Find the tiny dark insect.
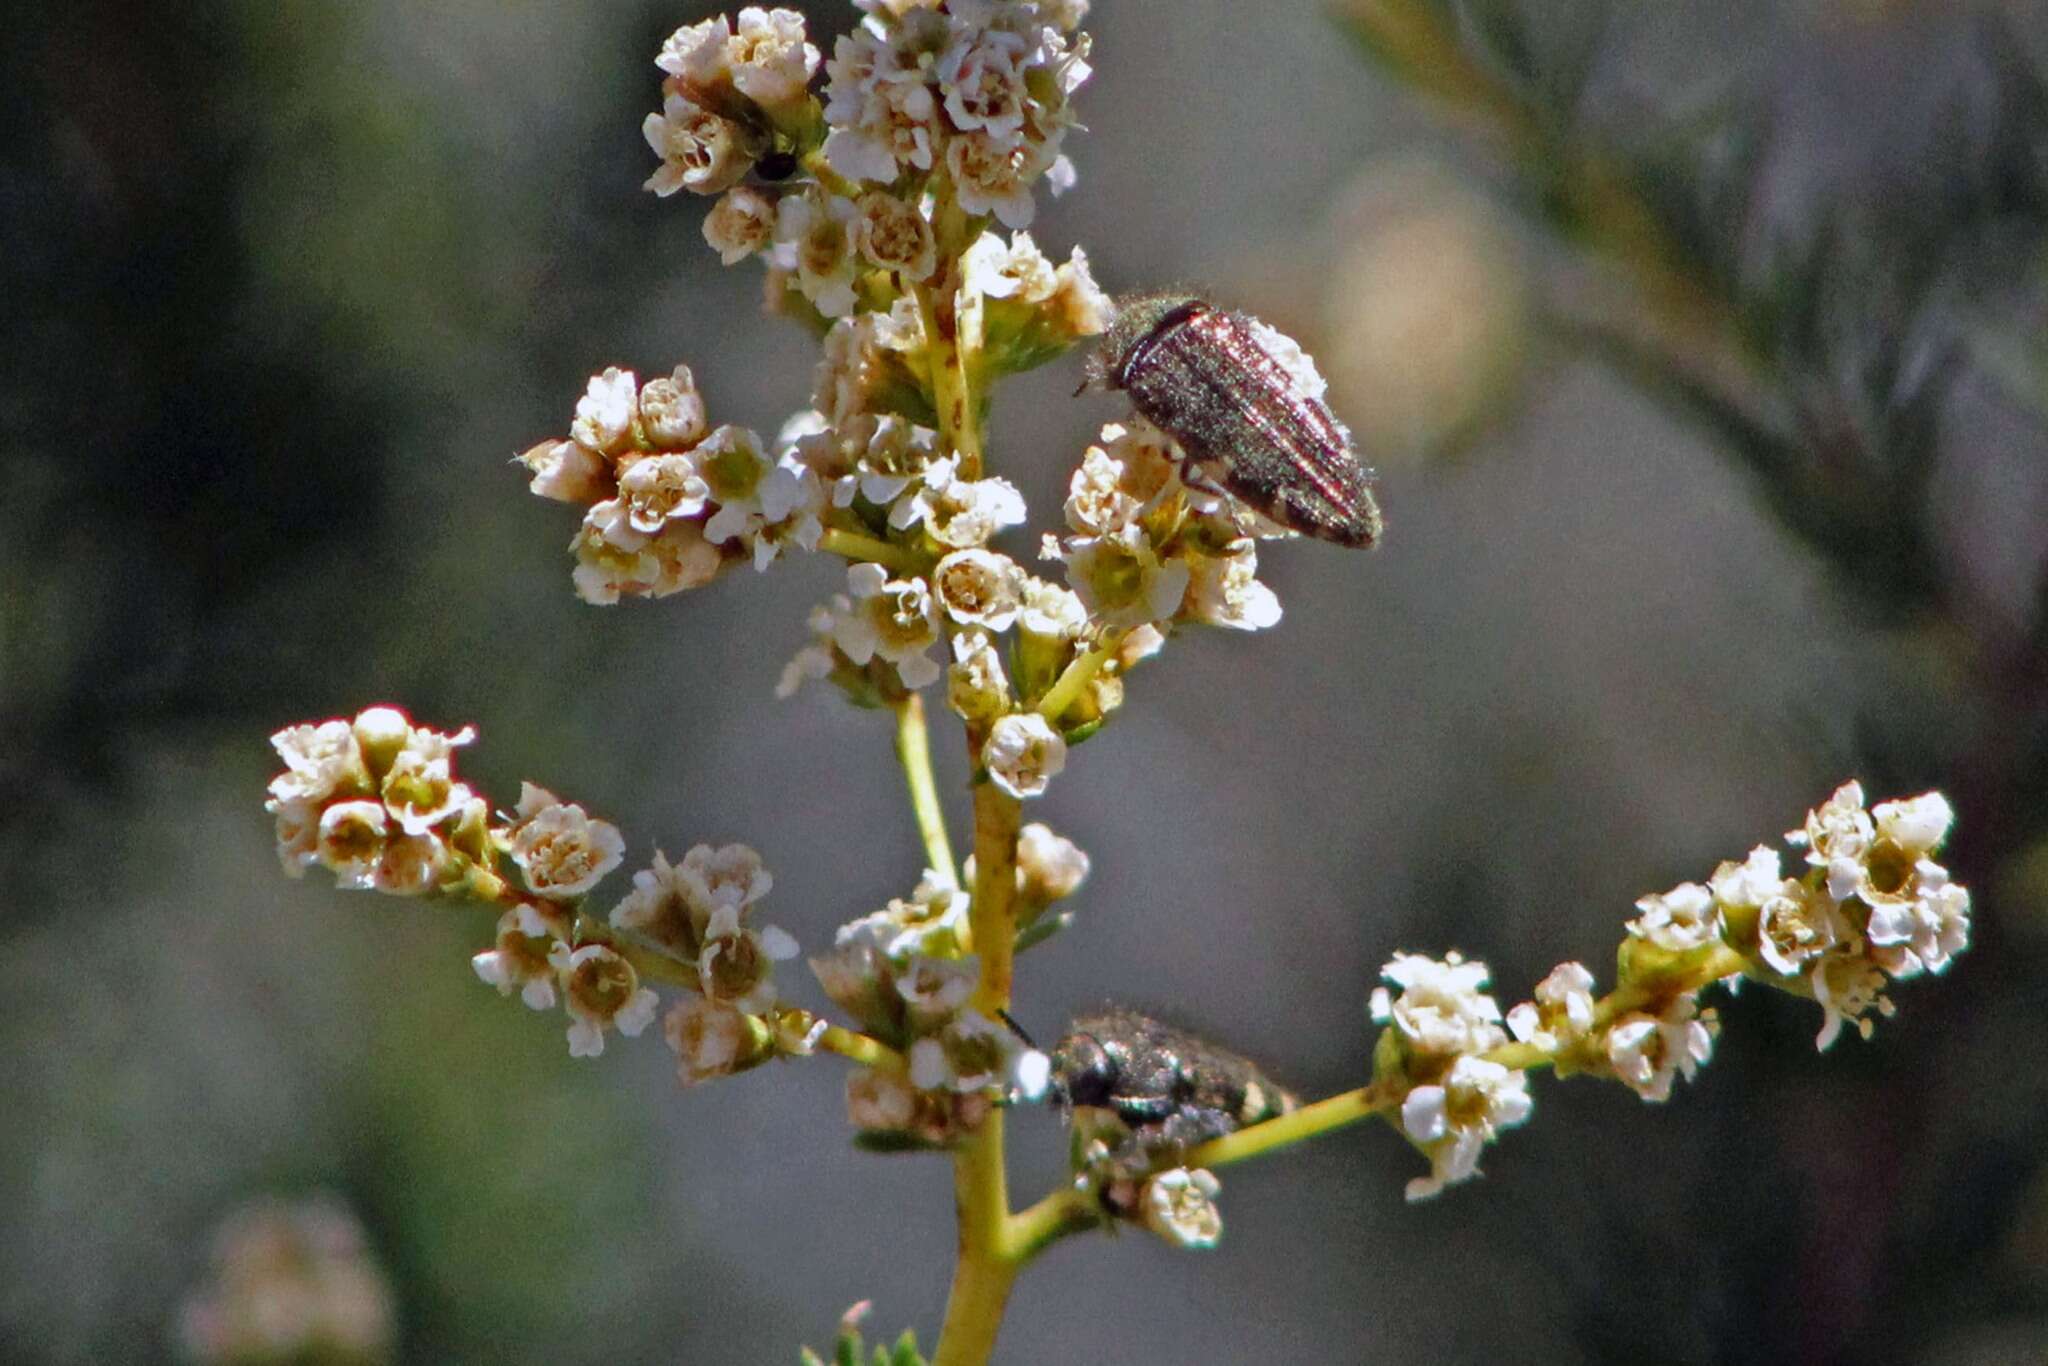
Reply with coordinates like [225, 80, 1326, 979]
[752, 149, 799, 182]
[1049, 1008, 1299, 1157]
[1081, 292, 1383, 548]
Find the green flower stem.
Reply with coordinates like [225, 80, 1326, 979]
[893, 693, 957, 878]
[1002, 1187, 1105, 1263]
[933, 1122, 1017, 1366]
[819, 527, 928, 576]
[1189, 1085, 1391, 1171]
[968, 783, 1022, 1012]
[917, 195, 984, 478]
[1033, 634, 1119, 722]
[1181, 940, 1761, 1170]
[813, 1021, 909, 1075]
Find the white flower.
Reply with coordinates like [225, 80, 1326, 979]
[643, 95, 757, 198]
[1369, 951, 1507, 1057]
[1708, 845, 1789, 911]
[554, 943, 659, 1058]
[618, 453, 711, 533]
[776, 190, 861, 318]
[947, 628, 1011, 723]
[267, 720, 362, 805]
[821, 29, 940, 184]
[938, 28, 1030, 141]
[1018, 576, 1086, 638]
[572, 367, 639, 455]
[1017, 822, 1088, 903]
[837, 870, 971, 959]
[1058, 525, 1192, 630]
[893, 455, 1028, 548]
[1505, 961, 1596, 1052]
[1626, 881, 1722, 954]
[1049, 244, 1111, 336]
[378, 722, 476, 836]
[982, 713, 1066, 798]
[697, 902, 799, 1014]
[777, 604, 840, 700]
[471, 907, 561, 1010]
[853, 190, 937, 281]
[1755, 883, 1842, 976]
[503, 782, 625, 900]
[693, 424, 778, 544]
[517, 438, 610, 504]
[1871, 792, 1953, 858]
[269, 796, 320, 877]
[726, 7, 820, 113]
[703, 185, 779, 265]
[315, 800, 388, 891]
[893, 954, 979, 1023]
[664, 995, 752, 1085]
[933, 548, 1025, 630]
[1865, 862, 1971, 979]
[1605, 995, 1717, 1100]
[812, 315, 890, 425]
[960, 230, 1057, 303]
[1062, 441, 1149, 536]
[1183, 542, 1282, 631]
[657, 16, 734, 89]
[1139, 1168, 1224, 1249]
[832, 563, 943, 689]
[1399, 1056, 1533, 1201]
[847, 1066, 921, 1131]
[946, 129, 1044, 228]
[610, 849, 706, 958]
[638, 364, 709, 448]
[908, 1008, 1033, 1094]
[1787, 781, 1874, 867]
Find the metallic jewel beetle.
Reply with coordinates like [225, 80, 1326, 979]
[1049, 1008, 1300, 1159]
[1081, 293, 1384, 548]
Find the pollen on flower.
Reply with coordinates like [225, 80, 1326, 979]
[502, 782, 626, 900]
[933, 548, 1025, 630]
[555, 943, 660, 1058]
[831, 562, 944, 690]
[947, 628, 1012, 722]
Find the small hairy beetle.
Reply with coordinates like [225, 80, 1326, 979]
[1049, 1008, 1299, 1157]
[1082, 293, 1383, 548]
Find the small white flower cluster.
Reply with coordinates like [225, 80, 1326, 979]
[646, 9, 820, 200]
[649, 3, 1098, 318]
[472, 782, 661, 1058]
[1365, 782, 1973, 1200]
[265, 711, 663, 1059]
[606, 844, 802, 1084]
[822, 1, 1090, 227]
[811, 869, 1050, 1145]
[1041, 420, 1286, 634]
[266, 706, 487, 896]
[519, 365, 828, 604]
[1368, 952, 1534, 1201]
[1612, 781, 1968, 1051]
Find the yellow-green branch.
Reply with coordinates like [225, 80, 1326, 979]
[894, 693, 957, 877]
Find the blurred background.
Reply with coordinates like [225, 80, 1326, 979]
[6, 0, 2048, 1361]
